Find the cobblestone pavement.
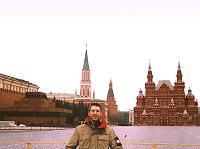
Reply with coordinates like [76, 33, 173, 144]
[0, 126, 200, 149]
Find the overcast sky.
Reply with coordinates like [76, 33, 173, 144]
[0, 0, 200, 111]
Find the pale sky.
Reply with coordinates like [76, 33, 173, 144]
[0, 0, 200, 111]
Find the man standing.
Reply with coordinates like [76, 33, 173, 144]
[66, 102, 123, 149]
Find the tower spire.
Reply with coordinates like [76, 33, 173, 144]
[178, 57, 181, 70]
[106, 79, 118, 120]
[107, 79, 114, 99]
[147, 60, 153, 82]
[145, 60, 155, 97]
[109, 79, 113, 88]
[176, 58, 182, 82]
[80, 45, 91, 97]
[149, 59, 151, 71]
[83, 45, 89, 70]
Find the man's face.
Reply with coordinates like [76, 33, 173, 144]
[88, 105, 102, 121]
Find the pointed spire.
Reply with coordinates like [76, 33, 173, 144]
[109, 79, 113, 88]
[178, 58, 181, 70]
[80, 45, 91, 97]
[83, 45, 89, 70]
[176, 58, 183, 82]
[107, 79, 115, 99]
[148, 59, 151, 71]
[147, 60, 153, 82]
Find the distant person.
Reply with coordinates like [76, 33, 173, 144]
[66, 102, 123, 149]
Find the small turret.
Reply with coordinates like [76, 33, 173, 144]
[186, 87, 194, 97]
[138, 88, 144, 98]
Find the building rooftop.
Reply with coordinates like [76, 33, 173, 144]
[156, 80, 173, 91]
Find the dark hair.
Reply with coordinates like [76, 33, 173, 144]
[89, 102, 102, 111]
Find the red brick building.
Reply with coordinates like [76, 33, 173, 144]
[106, 80, 118, 123]
[134, 62, 199, 126]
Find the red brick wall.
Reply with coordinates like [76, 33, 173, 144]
[0, 88, 25, 108]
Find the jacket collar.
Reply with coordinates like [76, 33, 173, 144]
[84, 116, 107, 129]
